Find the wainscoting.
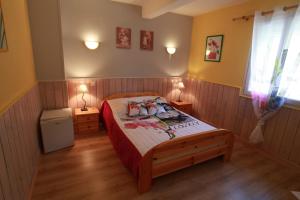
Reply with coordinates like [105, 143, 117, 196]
[0, 85, 42, 200]
[182, 79, 300, 168]
[38, 78, 300, 169]
[39, 78, 181, 109]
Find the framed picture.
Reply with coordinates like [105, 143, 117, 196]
[204, 35, 224, 62]
[0, 0, 8, 51]
[140, 30, 153, 51]
[116, 27, 131, 49]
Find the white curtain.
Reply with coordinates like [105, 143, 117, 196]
[248, 6, 300, 144]
[278, 7, 300, 100]
[248, 8, 287, 95]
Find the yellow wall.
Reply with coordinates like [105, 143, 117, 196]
[188, 0, 298, 89]
[0, 0, 36, 114]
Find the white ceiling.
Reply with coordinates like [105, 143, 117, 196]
[172, 0, 248, 16]
[112, 0, 248, 17]
[112, 0, 143, 6]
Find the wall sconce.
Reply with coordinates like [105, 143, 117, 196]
[79, 84, 89, 111]
[166, 47, 176, 55]
[84, 41, 99, 50]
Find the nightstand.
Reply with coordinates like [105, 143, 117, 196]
[170, 101, 192, 115]
[74, 107, 99, 134]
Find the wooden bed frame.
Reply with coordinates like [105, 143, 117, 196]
[103, 92, 234, 193]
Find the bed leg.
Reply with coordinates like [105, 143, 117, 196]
[223, 133, 234, 162]
[138, 174, 152, 193]
[138, 152, 153, 193]
[223, 151, 232, 162]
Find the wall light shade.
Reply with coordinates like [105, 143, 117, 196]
[84, 41, 99, 50]
[166, 47, 176, 55]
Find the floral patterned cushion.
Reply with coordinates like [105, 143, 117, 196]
[128, 102, 140, 117]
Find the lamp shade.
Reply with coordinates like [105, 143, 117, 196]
[178, 82, 185, 89]
[166, 47, 176, 55]
[84, 41, 99, 50]
[79, 84, 88, 93]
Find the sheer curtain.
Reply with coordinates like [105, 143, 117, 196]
[248, 8, 287, 95]
[248, 6, 300, 143]
[278, 7, 300, 100]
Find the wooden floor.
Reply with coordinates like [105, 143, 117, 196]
[32, 131, 300, 200]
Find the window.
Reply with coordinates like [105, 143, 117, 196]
[246, 7, 300, 102]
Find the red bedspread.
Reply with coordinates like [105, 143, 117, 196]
[100, 101, 142, 179]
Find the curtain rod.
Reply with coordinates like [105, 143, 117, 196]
[232, 4, 298, 21]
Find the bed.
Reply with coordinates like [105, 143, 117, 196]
[100, 92, 234, 193]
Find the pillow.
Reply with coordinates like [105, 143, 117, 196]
[144, 99, 155, 104]
[139, 105, 148, 116]
[154, 97, 167, 104]
[146, 102, 158, 115]
[128, 102, 140, 117]
[156, 104, 166, 114]
[162, 103, 174, 111]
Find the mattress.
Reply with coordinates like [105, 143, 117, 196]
[106, 96, 217, 156]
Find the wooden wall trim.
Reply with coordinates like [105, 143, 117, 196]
[0, 84, 42, 200]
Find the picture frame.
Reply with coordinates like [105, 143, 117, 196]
[140, 30, 153, 51]
[116, 27, 131, 49]
[204, 35, 224, 62]
[0, 0, 8, 51]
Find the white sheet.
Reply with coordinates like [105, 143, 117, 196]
[108, 96, 217, 156]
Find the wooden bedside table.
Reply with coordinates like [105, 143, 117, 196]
[170, 101, 192, 115]
[74, 107, 99, 134]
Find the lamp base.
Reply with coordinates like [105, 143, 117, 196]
[81, 107, 88, 111]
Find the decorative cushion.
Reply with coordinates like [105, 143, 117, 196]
[154, 97, 167, 104]
[126, 97, 168, 117]
[161, 103, 174, 111]
[156, 104, 166, 114]
[139, 105, 148, 116]
[146, 102, 158, 115]
[128, 102, 140, 117]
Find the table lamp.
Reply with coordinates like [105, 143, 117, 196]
[178, 81, 185, 102]
[79, 84, 88, 111]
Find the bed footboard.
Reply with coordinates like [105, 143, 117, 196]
[138, 129, 234, 193]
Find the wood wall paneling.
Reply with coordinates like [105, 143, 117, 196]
[39, 78, 300, 169]
[39, 81, 68, 110]
[279, 110, 300, 160]
[48, 78, 181, 110]
[0, 120, 14, 200]
[0, 85, 41, 200]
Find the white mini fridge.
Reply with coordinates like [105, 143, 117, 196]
[40, 108, 74, 153]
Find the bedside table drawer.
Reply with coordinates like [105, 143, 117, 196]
[77, 114, 99, 123]
[74, 107, 100, 134]
[77, 122, 99, 133]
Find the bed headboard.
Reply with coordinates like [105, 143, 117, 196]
[103, 92, 160, 100]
